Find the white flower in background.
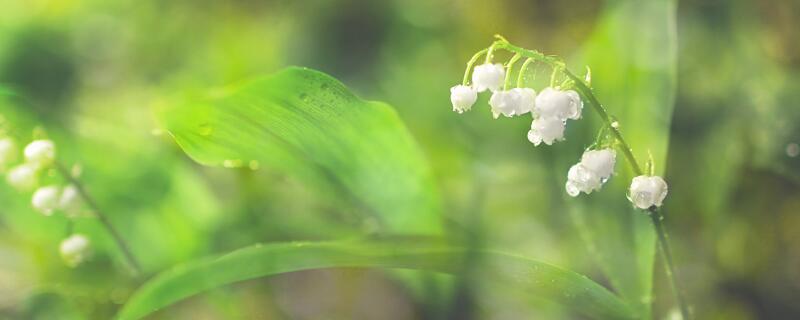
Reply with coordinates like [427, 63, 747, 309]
[32, 185, 61, 216]
[527, 117, 565, 146]
[0, 137, 17, 172]
[510, 87, 536, 116]
[534, 87, 582, 121]
[471, 63, 505, 92]
[565, 149, 616, 197]
[60, 234, 91, 267]
[450, 85, 477, 113]
[59, 185, 84, 218]
[629, 175, 669, 209]
[24, 139, 56, 166]
[6, 163, 38, 191]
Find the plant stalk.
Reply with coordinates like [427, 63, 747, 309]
[55, 162, 142, 276]
[493, 38, 690, 319]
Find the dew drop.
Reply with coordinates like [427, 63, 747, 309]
[610, 121, 620, 129]
[198, 123, 214, 136]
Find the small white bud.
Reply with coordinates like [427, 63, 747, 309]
[24, 139, 56, 165]
[581, 149, 616, 179]
[566, 163, 601, 197]
[450, 85, 477, 114]
[533, 87, 582, 121]
[471, 63, 505, 92]
[527, 117, 565, 146]
[629, 175, 669, 209]
[510, 87, 536, 116]
[6, 163, 38, 191]
[60, 234, 91, 267]
[59, 185, 84, 218]
[488, 90, 518, 119]
[32, 185, 61, 216]
[0, 137, 18, 172]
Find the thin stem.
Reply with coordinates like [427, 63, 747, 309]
[54, 162, 142, 276]
[649, 208, 690, 320]
[504, 54, 521, 90]
[462, 48, 489, 85]
[517, 58, 534, 88]
[491, 38, 690, 319]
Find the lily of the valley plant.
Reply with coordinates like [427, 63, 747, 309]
[450, 35, 688, 319]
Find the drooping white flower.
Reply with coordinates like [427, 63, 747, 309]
[581, 149, 616, 179]
[32, 185, 61, 216]
[510, 87, 536, 116]
[565, 148, 617, 197]
[59, 185, 84, 217]
[471, 63, 505, 92]
[533, 87, 582, 120]
[24, 139, 56, 165]
[450, 85, 477, 114]
[0, 137, 17, 172]
[489, 90, 518, 119]
[6, 163, 38, 191]
[565, 163, 601, 196]
[629, 175, 669, 209]
[527, 117, 565, 146]
[60, 234, 91, 267]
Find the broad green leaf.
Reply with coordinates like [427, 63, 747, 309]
[567, 0, 678, 317]
[117, 240, 635, 320]
[159, 67, 441, 234]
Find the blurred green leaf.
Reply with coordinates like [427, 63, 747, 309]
[117, 240, 634, 320]
[159, 67, 441, 234]
[567, 0, 678, 317]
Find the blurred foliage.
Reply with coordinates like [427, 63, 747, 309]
[0, 0, 798, 319]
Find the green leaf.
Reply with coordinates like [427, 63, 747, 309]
[159, 67, 441, 234]
[116, 240, 635, 320]
[568, 0, 678, 317]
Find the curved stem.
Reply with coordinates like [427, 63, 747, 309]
[491, 38, 690, 319]
[504, 54, 521, 90]
[462, 48, 489, 85]
[517, 58, 535, 88]
[55, 162, 142, 276]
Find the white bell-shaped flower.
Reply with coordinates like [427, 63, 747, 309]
[581, 149, 616, 179]
[533, 87, 582, 120]
[450, 85, 477, 114]
[488, 90, 518, 119]
[59, 185, 84, 218]
[60, 234, 91, 267]
[24, 139, 56, 165]
[565, 163, 601, 196]
[527, 117, 565, 146]
[32, 185, 61, 216]
[510, 87, 536, 116]
[629, 175, 669, 209]
[6, 163, 38, 191]
[0, 137, 17, 172]
[471, 63, 505, 92]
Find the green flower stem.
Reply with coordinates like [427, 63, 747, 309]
[492, 36, 690, 320]
[517, 58, 535, 88]
[504, 54, 521, 90]
[55, 162, 142, 276]
[462, 48, 489, 85]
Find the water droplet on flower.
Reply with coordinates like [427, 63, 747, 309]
[786, 143, 799, 158]
[222, 159, 243, 168]
[610, 121, 619, 129]
[198, 123, 214, 136]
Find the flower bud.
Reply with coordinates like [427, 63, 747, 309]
[32, 185, 61, 216]
[450, 85, 477, 114]
[489, 90, 518, 119]
[24, 139, 56, 165]
[510, 87, 536, 116]
[59, 185, 84, 218]
[565, 163, 601, 197]
[60, 234, 91, 267]
[0, 137, 18, 172]
[629, 175, 669, 209]
[533, 87, 582, 121]
[527, 117, 565, 146]
[6, 163, 38, 191]
[581, 149, 616, 179]
[471, 63, 505, 92]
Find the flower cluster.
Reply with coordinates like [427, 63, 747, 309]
[0, 134, 91, 266]
[451, 40, 670, 209]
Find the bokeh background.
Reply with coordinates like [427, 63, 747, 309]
[0, 0, 799, 319]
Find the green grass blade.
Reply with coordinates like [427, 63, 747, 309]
[116, 240, 635, 320]
[158, 67, 441, 234]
